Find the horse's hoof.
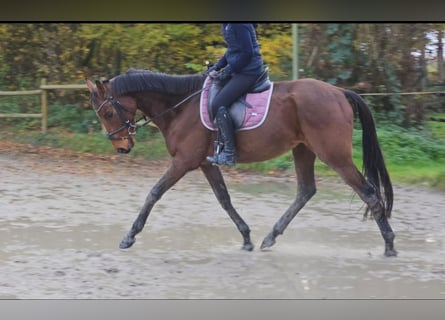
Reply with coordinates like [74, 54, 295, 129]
[260, 236, 275, 250]
[242, 242, 254, 251]
[384, 248, 398, 257]
[119, 236, 135, 249]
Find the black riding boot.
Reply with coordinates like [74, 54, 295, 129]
[207, 106, 237, 167]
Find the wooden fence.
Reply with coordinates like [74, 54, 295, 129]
[0, 78, 87, 133]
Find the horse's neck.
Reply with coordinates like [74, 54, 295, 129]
[137, 93, 182, 131]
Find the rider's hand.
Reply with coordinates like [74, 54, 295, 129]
[209, 70, 218, 77]
[210, 70, 230, 81]
[203, 64, 218, 77]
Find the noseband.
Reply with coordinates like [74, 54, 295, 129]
[95, 96, 137, 141]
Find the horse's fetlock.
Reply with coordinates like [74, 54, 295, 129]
[132, 220, 145, 233]
[386, 231, 395, 242]
[239, 225, 250, 235]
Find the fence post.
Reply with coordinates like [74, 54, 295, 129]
[41, 78, 47, 133]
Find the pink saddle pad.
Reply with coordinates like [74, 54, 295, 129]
[200, 77, 274, 131]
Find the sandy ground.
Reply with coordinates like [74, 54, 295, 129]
[0, 141, 444, 299]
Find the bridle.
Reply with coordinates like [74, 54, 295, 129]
[93, 86, 205, 141]
[94, 95, 138, 141]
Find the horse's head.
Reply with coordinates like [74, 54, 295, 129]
[86, 79, 137, 154]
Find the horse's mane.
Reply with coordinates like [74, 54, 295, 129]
[110, 69, 206, 97]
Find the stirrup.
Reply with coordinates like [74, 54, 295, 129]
[206, 151, 236, 167]
[206, 154, 220, 166]
[207, 140, 224, 166]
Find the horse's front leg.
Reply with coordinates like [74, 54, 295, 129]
[119, 163, 187, 249]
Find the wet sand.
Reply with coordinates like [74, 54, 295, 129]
[0, 143, 444, 298]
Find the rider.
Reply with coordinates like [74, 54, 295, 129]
[206, 23, 264, 167]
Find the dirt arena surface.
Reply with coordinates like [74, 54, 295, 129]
[1, 141, 444, 298]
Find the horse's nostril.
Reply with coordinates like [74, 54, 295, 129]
[117, 148, 131, 154]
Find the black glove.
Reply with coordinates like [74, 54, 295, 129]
[210, 69, 230, 82]
[203, 64, 218, 76]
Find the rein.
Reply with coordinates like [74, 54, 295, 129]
[136, 87, 204, 129]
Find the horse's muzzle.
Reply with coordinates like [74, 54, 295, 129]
[115, 137, 134, 154]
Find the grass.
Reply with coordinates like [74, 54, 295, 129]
[426, 114, 445, 140]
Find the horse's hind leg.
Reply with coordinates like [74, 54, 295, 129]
[200, 163, 254, 251]
[261, 144, 316, 249]
[332, 163, 397, 257]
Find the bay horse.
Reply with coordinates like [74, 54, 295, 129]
[86, 69, 397, 257]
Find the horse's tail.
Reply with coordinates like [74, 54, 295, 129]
[343, 89, 393, 218]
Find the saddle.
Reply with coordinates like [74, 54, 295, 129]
[246, 67, 272, 93]
[200, 67, 273, 131]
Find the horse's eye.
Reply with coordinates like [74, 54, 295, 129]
[104, 110, 113, 120]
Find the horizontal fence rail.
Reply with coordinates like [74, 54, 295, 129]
[0, 113, 42, 118]
[360, 91, 445, 96]
[0, 78, 444, 133]
[0, 90, 42, 96]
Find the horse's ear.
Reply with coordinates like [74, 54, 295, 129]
[95, 80, 105, 97]
[86, 79, 95, 93]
